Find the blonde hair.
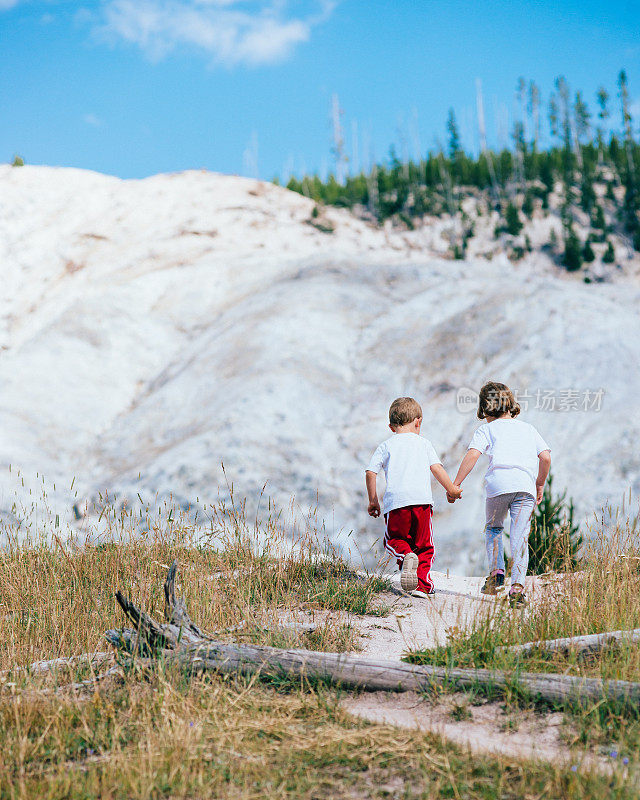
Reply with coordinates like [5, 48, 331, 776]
[389, 397, 422, 428]
[477, 382, 521, 420]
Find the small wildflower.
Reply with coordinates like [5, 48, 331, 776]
[623, 757, 629, 766]
[570, 765, 578, 773]
[610, 750, 618, 759]
[189, 722, 194, 727]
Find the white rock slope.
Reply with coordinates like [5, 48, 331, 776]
[1, 165, 639, 573]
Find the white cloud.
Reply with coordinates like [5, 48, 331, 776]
[97, 0, 335, 66]
[83, 113, 103, 127]
[0, 0, 22, 9]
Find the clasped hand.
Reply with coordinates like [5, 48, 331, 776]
[446, 485, 463, 504]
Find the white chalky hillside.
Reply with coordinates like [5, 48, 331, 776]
[1, 165, 640, 573]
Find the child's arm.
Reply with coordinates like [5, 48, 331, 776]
[365, 470, 381, 517]
[535, 450, 551, 504]
[452, 448, 482, 488]
[430, 464, 462, 499]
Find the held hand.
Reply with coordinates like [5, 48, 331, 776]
[368, 499, 381, 518]
[447, 484, 463, 503]
[536, 484, 544, 505]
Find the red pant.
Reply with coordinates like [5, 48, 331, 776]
[384, 504, 434, 592]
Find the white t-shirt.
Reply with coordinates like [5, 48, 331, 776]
[367, 432, 442, 514]
[468, 418, 550, 499]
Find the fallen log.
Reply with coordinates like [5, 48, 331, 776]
[505, 628, 640, 658]
[107, 561, 640, 708]
[1, 651, 115, 682]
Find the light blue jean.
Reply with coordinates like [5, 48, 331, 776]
[485, 492, 535, 587]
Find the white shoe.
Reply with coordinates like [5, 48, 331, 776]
[411, 589, 434, 598]
[400, 552, 419, 592]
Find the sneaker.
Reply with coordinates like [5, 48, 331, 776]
[400, 552, 419, 592]
[410, 589, 435, 598]
[480, 573, 505, 595]
[508, 590, 528, 608]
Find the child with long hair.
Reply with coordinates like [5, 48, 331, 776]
[450, 382, 551, 606]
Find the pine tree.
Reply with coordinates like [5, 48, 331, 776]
[522, 191, 534, 217]
[618, 70, 639, 236]
[528, 80, 541, 150]
[580, 171, 596, 212]
[582, 240, 595, 262]
[563, 227, 583, 271]
[505, 201, 523, 235]
[592, 204, 606, 231]
[539, 156, 555, 203]
[529, 474, 582, 574]
[596, 87, 610, 162]
[602, 239, 616, 263]
[514, 78, 527, 189]
[548, 95, 559, 139]
[446, 108, 461, 160]
[573, 91, 591, 145]
[551, 77, 575, 235]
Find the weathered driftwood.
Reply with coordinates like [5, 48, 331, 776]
[505, 628, 640, 658]
[49, 666, 121, 696]
[108, 561, 640, 708]
[1, 651, 115, 682]
[2, 666, 122, 698]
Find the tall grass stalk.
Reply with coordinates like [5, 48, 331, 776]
[0, 494, 388, 674]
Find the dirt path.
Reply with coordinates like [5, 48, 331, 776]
[355, 571, 501, 660]
[341, 691, 616, 776]
[298, 569, 622, 775]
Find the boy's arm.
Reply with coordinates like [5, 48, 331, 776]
[535, 450, 551, 504]
[453, 448, 482, 487]
[365, 470, 381, 517]
[430, 464, 462, 499]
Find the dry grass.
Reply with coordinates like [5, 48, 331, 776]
[407, 505, 640, 760]
[0, 668, 627, 799]
[0, 498, 390, 673]
[1, 496, 638, 798]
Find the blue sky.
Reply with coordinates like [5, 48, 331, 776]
[1, 0, 639, 180]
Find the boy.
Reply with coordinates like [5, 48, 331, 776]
[366, 397, 462, 597]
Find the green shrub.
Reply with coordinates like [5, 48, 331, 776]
[582, 240, 595, 262]
[11, 155, 24, 167]
[528, 474, 582, 573]
[602, 240, 616, 263]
